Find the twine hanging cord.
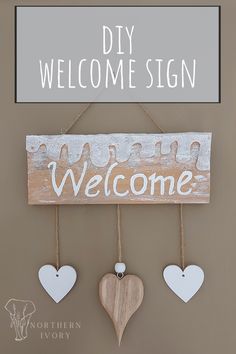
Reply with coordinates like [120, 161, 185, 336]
[138, 105, 185, 270]
[179, 204, 185, 271]
[54, 104, 92, 270]
[117, 204, 122, 263]
[116, 204, 126, 279]
[55, 205, 60, 271]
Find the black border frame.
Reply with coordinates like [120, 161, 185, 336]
[14, 5, 221, 104]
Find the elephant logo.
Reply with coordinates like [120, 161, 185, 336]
[4, 298, 36, 341]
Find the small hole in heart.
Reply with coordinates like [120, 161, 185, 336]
[56, 274, 59, 277]
[182, 274, 185, 277]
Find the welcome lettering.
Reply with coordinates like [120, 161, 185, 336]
[26, 133, 211, 204]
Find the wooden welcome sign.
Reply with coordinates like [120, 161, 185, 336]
[26, 133, 212, 205]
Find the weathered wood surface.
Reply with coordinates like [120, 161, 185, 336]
[99, 273, 144, 345]
[26, 133, 212, 204]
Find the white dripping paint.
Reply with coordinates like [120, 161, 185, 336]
[26, 133, 212, 171]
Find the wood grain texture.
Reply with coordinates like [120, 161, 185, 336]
[26, 133, 212, 204]
[99, 273, 144, 345]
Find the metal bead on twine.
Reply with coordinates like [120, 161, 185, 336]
[54, 102, 186, 272]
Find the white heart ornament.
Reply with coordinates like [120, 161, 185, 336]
[38, 265, 77, 303]
[163, 265, 204, 303]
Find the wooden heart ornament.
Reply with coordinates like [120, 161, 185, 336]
[38, 265, 77, 303]
[99, 273, 144, 345]
[163, 265, 204, 303]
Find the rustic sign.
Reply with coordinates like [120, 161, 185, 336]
[26, 133, 212, 205]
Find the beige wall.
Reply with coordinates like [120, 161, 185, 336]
[1, 1, 235, 354]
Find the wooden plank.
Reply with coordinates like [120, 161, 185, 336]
[26, 133, 212, 204]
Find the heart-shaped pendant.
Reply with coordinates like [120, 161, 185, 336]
[99, 273, 144, 345]
[38, 265, 77, 303]
[163, 265, 204, 303]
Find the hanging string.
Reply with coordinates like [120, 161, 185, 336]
[117, 204, 122, 262]
[55, 206, 60, 270]
[54, 104, 92, 270]
[138, 103, 165, 133]
[138, 103, 185, 270]
[179, 204, 185, 270]
[62, 103, 91, 134]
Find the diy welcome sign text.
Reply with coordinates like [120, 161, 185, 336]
[39, 25, 196, 91]
[26, 133, 211, 204]
[16, 6, 219, 102]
